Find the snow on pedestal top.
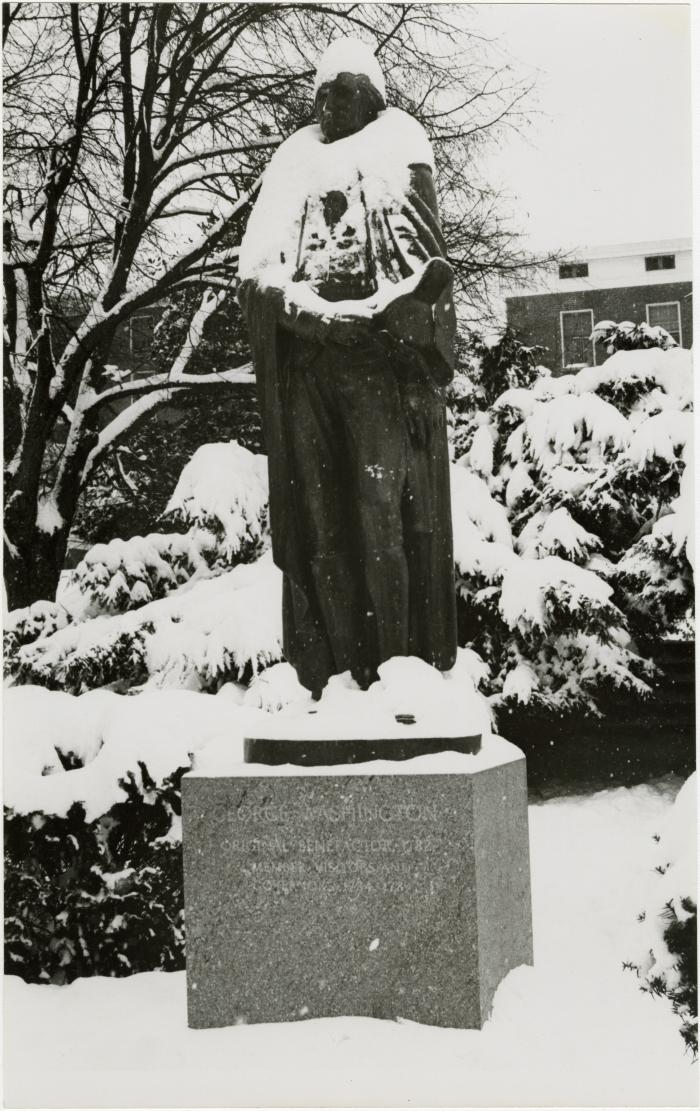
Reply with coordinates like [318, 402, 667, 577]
[253, 654, 490, 742]
[190, 654, 502, 778]
[190, 733, 522, 780]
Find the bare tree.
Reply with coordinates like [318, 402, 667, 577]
[3, 2, 543, 609]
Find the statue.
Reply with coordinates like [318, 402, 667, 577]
[239, 38, 458, 698]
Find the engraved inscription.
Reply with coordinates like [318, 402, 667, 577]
[227, 793, 452, 902]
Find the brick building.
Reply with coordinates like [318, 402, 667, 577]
[505, 238, 692, 373]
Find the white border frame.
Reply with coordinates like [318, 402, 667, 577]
[559, 308, 595, 369]
[646, 300, 683, 345]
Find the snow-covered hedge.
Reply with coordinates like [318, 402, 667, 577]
[69, 533, 214, 617]
[11, 555, 283, 694]
[626, 774, 697, 1056]
[449, 343, 693, 714]
[5, 765, 187, 984]
[4, 686, 258, 983]
[6, 442, 277, 692]
[4, 600, 71, 661]
[5, 346, 693, 719]
[162, 440, 268, 562]
[69, 440, 269, 619]
[592, 318, 678, 355]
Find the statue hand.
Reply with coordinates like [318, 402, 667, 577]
[377, 329, 427, 369]
[327, 314, 376, 347]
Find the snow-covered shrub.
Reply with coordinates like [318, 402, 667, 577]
[626, 774, 697, 1056]
[451, 482, 650, 715]
[7, 441, 277, 691]
[593, 319, 678, 356]
[72, 391, 263, 547]
[69, 533, 214, 616]
[5, 766, 187, 984]
[614, 515, 694, 641]
[3, 686, 257, 983]
[3, 601, 72, 674]
[162, 440, 268, 562]
[472, 326, 548, 407]
[70, 440, 268, 618]
[13, 555, 282, 694]
[447, 328, 548, 461]
[449, 342, 693, 716]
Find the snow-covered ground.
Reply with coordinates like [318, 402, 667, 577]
[4, 777, 696, 1108]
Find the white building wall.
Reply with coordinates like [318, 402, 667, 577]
[507, 238, 692, 296]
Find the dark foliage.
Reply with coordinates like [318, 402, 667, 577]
[5, 764, 187, 984]
[475, 327, 547, 407]
[653, 897, 697, 1057]
[72, 387, 262, 547]
[638, 897, 698, 1059]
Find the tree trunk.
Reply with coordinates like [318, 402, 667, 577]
[4, 517, 71, 611]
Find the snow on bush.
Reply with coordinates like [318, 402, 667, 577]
[3, 687, 266, 984]
[163, 441, 268, 560]
[516, 507, 601, 563]
[3, 600, 72, 670]
[5, 441, 276, 686]
[450, 465, 512, 545]
[614, 513, 694, 641]
[5, 769, 188, 985]
[518, 392, 630, 469]
[448, 337, 693, 714]
[446, 328, 548, 461]
[592, 318, 678, 355]
[12, 554, 283, 695]
[64, 440, 268, 622]
[626, 774, 697, 1056]
[69, 532, 214, 617]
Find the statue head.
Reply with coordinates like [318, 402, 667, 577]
[313, 38, 386, 143]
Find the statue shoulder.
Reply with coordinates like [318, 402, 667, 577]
[378, 108, 435, 172]
[265, 124, 321, 173]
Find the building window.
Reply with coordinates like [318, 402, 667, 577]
[645, 254, 675, 271]
[646, 301, 682, 344]
[560, 309, 595, 368]
[559, 262, 589, 280]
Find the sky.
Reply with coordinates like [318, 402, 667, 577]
[471, 3, 693, 253]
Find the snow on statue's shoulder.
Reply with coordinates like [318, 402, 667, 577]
[239, 108, 434, 283]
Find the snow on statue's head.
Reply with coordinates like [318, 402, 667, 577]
[313, 37, 387, 143]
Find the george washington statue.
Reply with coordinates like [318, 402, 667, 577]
[238, 38, 458, 697]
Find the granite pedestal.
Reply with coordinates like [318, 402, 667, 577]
[182, 736, 533, 1029]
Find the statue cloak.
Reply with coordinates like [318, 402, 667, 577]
[239, 109, 458, 692]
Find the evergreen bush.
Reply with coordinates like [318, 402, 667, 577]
[625, 774, 697, 1057]
[5, 763, 187, 984]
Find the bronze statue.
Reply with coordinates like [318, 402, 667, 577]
[239, 38, 457, 697]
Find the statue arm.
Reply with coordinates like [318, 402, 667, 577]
[238, 277, 372, 348]
[394, 162, 456, 385]
[239, 278, 325, 343]
[408, 163, 446, 253]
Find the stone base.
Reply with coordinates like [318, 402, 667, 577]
[182, 738, 533, 1030]
[244, 731, 481, 766]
